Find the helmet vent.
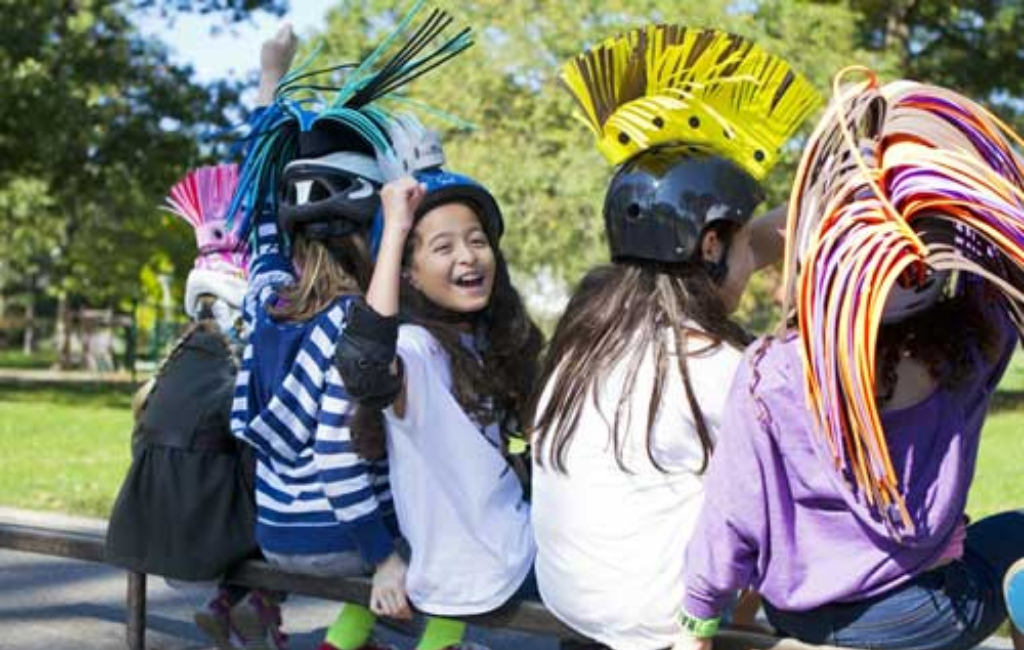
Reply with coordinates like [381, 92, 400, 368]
[652, 116, 665, 128]
[626, 203, 642, 220]
[618, 132, 631, 144]
[688, 116, 700, 128]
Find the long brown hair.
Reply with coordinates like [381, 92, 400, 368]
[350, 202, 544, 461]
[532, 260, 751, 475]
[269, 233, 373, 322]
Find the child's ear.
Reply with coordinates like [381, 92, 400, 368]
[700, 229, 725, 265]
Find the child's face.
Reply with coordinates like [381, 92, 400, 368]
[407, 202, 496, 314]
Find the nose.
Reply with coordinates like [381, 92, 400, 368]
[454, 240, 478, 266]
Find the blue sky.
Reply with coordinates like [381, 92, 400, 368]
[134, 1, 336, 82]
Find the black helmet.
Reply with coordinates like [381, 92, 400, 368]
[277, 122, 385, 240]
[603, 148, 765, 265]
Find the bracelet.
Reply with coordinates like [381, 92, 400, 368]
[678, 610, 720, 638]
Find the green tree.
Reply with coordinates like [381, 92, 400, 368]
[310, 0, 869, 327]
[0, 0, 281, 361]
[819, 0, 1024, 130]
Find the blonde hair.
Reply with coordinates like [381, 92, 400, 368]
[270, 234, 372, 323]
[131, 378, 156, 421]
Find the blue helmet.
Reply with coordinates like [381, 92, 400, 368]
[370, 168, 504, 257]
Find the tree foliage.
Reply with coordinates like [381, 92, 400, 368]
[309, 0, 873, 324]
[5, 0, 1024, 339]
[823, 0, 1024, 130]
[0, 0, 280, 316]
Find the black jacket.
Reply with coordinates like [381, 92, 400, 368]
[106, 326, 259, 580]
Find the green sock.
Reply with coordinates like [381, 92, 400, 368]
[416, 616, 466, 650]
[324, 602, 375, 650]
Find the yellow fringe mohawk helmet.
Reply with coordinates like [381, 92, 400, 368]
[561, 25, 821, 180]
[560, 25, 821, 267]
[781, 67, 1024, 538]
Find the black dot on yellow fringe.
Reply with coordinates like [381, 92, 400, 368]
[560, 25, 821, 180]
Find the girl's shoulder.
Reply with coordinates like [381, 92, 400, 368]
[396, 323, 446, 361]
[736, 333, 802, 397]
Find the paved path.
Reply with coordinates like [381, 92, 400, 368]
[0, 546, 554, 650]
[1, 542, 1015, 650]
[0, 367, 141, 386]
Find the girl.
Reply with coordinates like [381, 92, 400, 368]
[337, 169, 543, 650]
[528, 26, 819, 650]
[676, 72, 1024, 650]
[107, 162, 269, 650]
[230, 11, 471, 650]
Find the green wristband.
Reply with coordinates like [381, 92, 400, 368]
[679, 610, 720, 638]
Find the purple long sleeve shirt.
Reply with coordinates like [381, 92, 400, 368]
[681, 302, 1018, 620]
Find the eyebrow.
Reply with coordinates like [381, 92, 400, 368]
[425, 225, 485, 246]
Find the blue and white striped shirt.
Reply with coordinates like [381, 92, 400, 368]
[231, 218, 395, 562]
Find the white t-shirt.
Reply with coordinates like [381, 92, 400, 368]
[384, 325, 535, 615]
[531, 328, 742, 650]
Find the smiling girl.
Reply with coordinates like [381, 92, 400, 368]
[337, 171, 543, 650]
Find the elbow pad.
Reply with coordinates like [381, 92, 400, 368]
[336, 298, 404, 410]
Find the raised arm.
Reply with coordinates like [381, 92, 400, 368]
[256, 23, 297, 107]
[335, 177, 425, 416]
[749, 202, 787, 271]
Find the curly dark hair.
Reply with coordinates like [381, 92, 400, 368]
[350, 201, 543, 461]
[875, 290, 1002, 404]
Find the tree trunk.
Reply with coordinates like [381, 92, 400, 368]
[54, 291, 72, 369]
[22, 280, 35, 356]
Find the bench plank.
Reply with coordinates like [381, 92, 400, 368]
[0, 508, 844, 650]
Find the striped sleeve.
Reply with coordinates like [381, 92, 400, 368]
[312, 306, 394, 563]
[243, 212, 293, 326]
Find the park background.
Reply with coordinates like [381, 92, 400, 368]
[0, 0, 1022, 534]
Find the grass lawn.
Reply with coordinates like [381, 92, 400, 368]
[0, 354, 1022, 521]
[0, 383, 134, 518]
[0, 348, 57, 369]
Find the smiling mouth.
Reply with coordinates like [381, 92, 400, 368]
[454, 273, 485, 289]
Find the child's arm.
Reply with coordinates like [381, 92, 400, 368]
[242, 25, 298, 317]
[675, 355, 767, 650]
[336, 177, 426, 416]
[750, 202, 787, 271]
[367, 176, 425, 318]
[256, 24, 297, 107]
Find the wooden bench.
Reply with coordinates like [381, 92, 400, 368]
[0, 507, 834, 650]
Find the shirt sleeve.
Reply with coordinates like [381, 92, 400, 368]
[311, 384, 395, 566]
[681, 351, 768, 620]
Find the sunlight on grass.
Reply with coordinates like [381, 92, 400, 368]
[0, 384, 134, 518]
[0, 354, 1022, 521]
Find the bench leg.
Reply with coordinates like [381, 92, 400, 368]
[126, 571, 147, 650]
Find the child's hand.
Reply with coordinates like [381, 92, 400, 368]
[261, 23, 298, 80]
[380, 176, 427, 237]
[370, 552, 412, 619]
[256, 24, 297, 105]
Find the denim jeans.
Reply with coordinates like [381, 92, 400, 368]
[765, 510, 1024, 650]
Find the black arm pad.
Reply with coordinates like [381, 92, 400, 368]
[336, 298, 404, 410]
